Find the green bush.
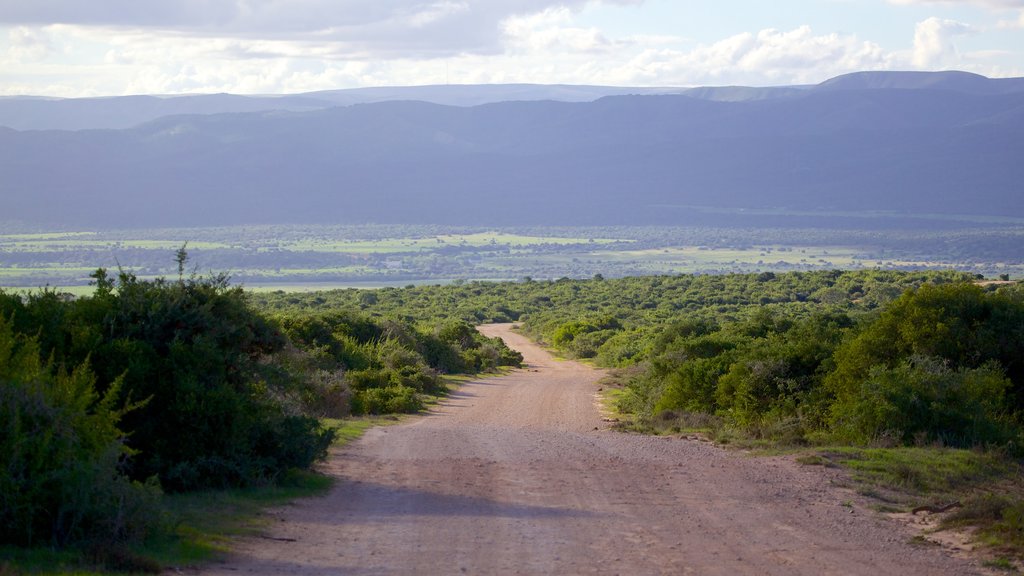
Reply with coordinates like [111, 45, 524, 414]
[352, 386, 422, 415]
[391, 365, 444, 395]
[830, 357, 1014, 446]
[991, 501, 1024, 548]
[3, 269, 335, 493]
[346, 368, 392, 391]
[828, 283, 1024, 412]
[594, 330, 648, 367]
[0, 316, 161, 548]
[654, 356, 734, 415]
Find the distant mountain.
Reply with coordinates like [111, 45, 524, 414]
[817, 70, 1024, 94]
[304, 84, 682, 108]
[0, 94, 334, 131]
[0, 85, 680, 131]
[1, 71, 1022, 228]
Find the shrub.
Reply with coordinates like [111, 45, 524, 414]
[0, 317, 160, 548]
[352, 386, 422, 415]
[653, 356, 734, 415]
[346, 368, 392, 391]
[828, 283, 1024, 412]
[7, 269, 335, 492]
[830, 356, 1015, 446]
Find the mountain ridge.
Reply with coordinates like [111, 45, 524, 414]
[4, 70, 1022, 132]
[1, 71, 1021, 229]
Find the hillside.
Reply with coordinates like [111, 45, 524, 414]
[2, 71, 1022, 228]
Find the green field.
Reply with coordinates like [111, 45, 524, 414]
[2, 223, 1021, 291]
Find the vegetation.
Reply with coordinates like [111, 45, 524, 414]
[4, 253, 1023, 569]
[0, 252, 520, 572]
[256, 268, 1024, 557]
[2, 223, 1022, 291]
[252, 267, 1023, 449]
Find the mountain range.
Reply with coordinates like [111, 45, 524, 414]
[2, 70, 1022, 228]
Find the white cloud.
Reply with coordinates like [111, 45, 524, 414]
[911, 17, 974, 67]
[0, 1, 644, 59]
[1, 3, 1020, 97]
[597, 26, 894, 86]
[6, 26, 53, 62]
[503, 7, 618, 54]
[997, 9, 1024, 26]
[889, 0, 1024, 8]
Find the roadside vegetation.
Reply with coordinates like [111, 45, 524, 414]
[4, 260, 1023, 570]
[0, 251, 520, 574]
[260, 268, 1024, 560]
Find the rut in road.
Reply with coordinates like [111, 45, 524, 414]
[197, 323, 977, 575]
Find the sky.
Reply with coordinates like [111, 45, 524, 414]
[1, 0, 1022, 97]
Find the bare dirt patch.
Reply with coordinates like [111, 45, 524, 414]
[193, 323, 980, 575]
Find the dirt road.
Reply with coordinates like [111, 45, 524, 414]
[197, 324, 977, 575]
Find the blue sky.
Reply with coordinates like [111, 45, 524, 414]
[1, 0, 1022, 96]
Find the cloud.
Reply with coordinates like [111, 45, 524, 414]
[888, 0, 1024, 8]
[6, 26, 53, 62]
[997, 9, 1024, 26]
[503, 7, 618, 55]
[1, 4, 1018, 98]
[911, 17, 974, 67]
[0, 1, 644, 58]
[599, 26, 894, 86]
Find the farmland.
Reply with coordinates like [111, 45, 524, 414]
[1, 223, 1022, 292]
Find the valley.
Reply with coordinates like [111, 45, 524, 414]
[2, 222, 1021, 293]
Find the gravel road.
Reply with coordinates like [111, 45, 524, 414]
[195, 323, 978, 575]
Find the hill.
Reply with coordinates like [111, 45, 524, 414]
[2, 71, 1022, 228]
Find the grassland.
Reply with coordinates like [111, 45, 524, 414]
[2, 223, 1022, 292]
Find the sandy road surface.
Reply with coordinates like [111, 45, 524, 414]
[196, 324, 976, 575]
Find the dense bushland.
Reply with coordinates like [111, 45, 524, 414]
[0, 262, 520, 560]
[0, 317, 160, 548]
[5, 264, 1021, 564]
[1, 269, 334, 493]
[256, 269, 1023, 448]
[271, 312, 521, 415]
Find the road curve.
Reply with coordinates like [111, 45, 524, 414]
[195, 323, 977, 575]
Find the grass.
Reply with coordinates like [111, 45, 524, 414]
[1, 395, 457, 574]
[323, 415, 401, 446]
[143, 469, 334, 571]
[278, 232, 622, 254]
[823, 446, 1012, 498]
[792, 445, 1024, 560]
[138, 374, 487, 573]
[0, 547, 87, 575]
[983, 557, 1017, 571]
[0, 469, 334, 575]
[598, 385, 631, 422]
[7, 224, 1021, 291]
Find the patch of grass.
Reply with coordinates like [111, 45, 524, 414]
[823, 447, 1011, 497]
[1, 470, 335, 575]
[795, 454, 830, 466]
[593, 381, 630, 425]
[323, 416, 398, 446]
[143, 469, 333, 570]
[948, 496, 1024, 558]
[795, 446, 1024, 559]
[989, 501, 1024, 550]
[943, 494, 1015, 528]
[0, 547, 89, 575]
[629, 409, 724, 438]
[982, 557, 1017, 572]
